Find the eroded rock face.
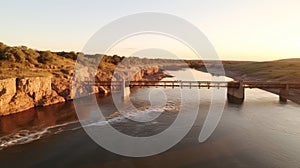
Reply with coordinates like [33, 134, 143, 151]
[7, 92, 35, 115]
[0, 77, 65, 116]
[0, 78, 17, 116]
[51, 77, 73, 100]
[112, 66, 161, 81]
[16, 77, 52, 102]
[39, 90, 65, 106]
[0, 66, 165, 116]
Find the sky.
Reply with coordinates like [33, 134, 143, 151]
[0, 0, 299, 61]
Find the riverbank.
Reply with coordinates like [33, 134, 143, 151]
[0, 66, 168, 116]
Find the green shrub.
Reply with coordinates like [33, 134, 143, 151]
[56, 51, 78, 60]
[0, 42, 7, 52]
[38, 51, 54, 64]
[0, 47, 26, 62]
[2, 50, 16, 62]
[14, 48, 26, 62]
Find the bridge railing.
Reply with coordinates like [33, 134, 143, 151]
[84, 80, 300, 89]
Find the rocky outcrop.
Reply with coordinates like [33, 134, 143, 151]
[51, 77, 73, 100]
[131, 66, 160, 81]
[0, 66, 166, 116]
[0, 78, 17, 116]
[56, 66, 111, 99]
[112, 65, 165, 81]
[0, 77, 65, 116]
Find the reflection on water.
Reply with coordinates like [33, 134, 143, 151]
[0, 69, 300, 167]
[0, 102, 79, 150]
[0, 102, 78, 136]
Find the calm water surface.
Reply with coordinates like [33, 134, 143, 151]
[0, 69, 300, 168]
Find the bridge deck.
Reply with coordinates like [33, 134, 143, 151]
[86, 81, 300, 89]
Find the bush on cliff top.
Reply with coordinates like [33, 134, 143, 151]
[0, 42, 128, 79]
[37, 51, 55, 64]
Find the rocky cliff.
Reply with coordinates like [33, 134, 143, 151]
[112, 66, 161, 81]
[0, 66, 165, 116]
[0, 77, 65, 116]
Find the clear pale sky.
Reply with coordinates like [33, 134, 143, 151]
[0, 0, 299, 61]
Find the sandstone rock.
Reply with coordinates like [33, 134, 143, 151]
[38, 90, 65, 106]
[8, 92, 35, 115]
[16, 77, 52, 102]
[51, 77, 73, 100]
[0, 66, 164, 116]
[92, 86, 99, 93]
[99, 86, 109, 94]
[0, 78, 17, 115]
[0, 77, 66, 116]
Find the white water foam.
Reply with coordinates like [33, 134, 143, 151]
[0, 121, 79, 150]
[82, 104, 177, 128]
[0, 104, 178, 150]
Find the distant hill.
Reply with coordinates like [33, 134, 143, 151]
[274, 58, 300, 62]
[222, 58, 300, 82]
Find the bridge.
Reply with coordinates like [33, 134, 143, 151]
[88, 80, 300, 104]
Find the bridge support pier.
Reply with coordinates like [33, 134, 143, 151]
[227, 81, 245, 104]
[279, 85, 289, 103]
[121, 80, 130, 100]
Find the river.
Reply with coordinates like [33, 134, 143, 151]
[0, 69, 300, 167]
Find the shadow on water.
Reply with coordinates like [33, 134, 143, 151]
[0, 101, 78, 136]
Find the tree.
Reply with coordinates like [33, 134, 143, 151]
[38, 51, 54, 64]
[112, 55, 122, 65]
[0, 42, 7, 52]
[14, 48, 26, 62]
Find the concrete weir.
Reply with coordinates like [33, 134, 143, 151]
[121, 80, 130, 100]
[227, 81, 245, 104]
[279, 85, 289, 103]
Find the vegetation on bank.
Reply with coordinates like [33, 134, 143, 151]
[0, 42, 126, 79]
[1, 41, 299, 82]
[0, 42, 185, 79]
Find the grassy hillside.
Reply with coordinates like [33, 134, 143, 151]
[223, 59, 300, 81]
